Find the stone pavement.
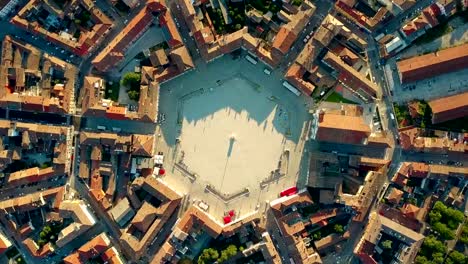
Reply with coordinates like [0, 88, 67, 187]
[154, 54, 312, 223]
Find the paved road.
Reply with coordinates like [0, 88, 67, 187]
[266, 209, 292, 263]
[72, 178, 129, 260]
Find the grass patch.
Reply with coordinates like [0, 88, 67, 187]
[105, 82, 120, 102]
[324, 92, 357, 104]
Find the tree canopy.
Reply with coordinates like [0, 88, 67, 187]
[429, 201, 464, 240]
[333, 224, 344, 234]
[381, 240, 392, 250]
[121, 72, 141, 101]
[218, 245, 238, 262]
[197, 248, 219, 264]
[446, 251, 466, 264]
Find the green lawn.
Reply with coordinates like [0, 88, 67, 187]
[324, 92, 357, 104]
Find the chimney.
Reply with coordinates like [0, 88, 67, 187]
[340, 105, 345, 115]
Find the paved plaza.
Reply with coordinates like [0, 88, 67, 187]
[180, 76, 289, 194]
[155, 54, 312, 222]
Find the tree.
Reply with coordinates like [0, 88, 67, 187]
[415, 256, 429, 264]
[447, 251, 466, 264]
[420, 236, 446, 256]
[432, 252, 444, 264]
[313, 232, 321, 240]
[39, 231, 47, 239]
[217, 245, 237, 262]
[127, 90, 140, 101]
[291, 0, 302, 6]
[38, 239, 47, 247]
[381, 240, 392, 250]
[433, 222, 455, 240]
[234, 24, 242, 31]
[198, 248, 219, 263]
[178, 258, 193, 264]
[333, 224, 344, 234]
[406, 197, 417, 205]
[460, 225, 468, 244]
[429, 210, 442, 224]
[122, 72, 141, 87]
[445, 207, 464, 226]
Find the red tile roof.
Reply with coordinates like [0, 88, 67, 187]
[397, 43, 468, 83]
[92, 0, 167, 71]
[272, 27, 297, 55]
[428, 92, 468, 124]
[159, 12, 183, 49]
[316, 112, 371, 145]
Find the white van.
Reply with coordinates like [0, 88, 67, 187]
[390, 113, 395, 120]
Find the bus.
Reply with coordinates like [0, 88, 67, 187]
[282, 81, 301, 96]
[245, 54, 258, 65]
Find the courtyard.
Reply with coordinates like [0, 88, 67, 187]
[156, 54, 312, 222]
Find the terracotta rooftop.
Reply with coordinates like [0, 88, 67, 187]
[428, 92, 468, 124]
[386, 188, 404, 204]
[323, 51, 378, 98]
[63, 233, 111, 264]
[1, 36, 77, 114]
[120, 177, 181, 260]
[315, 111, 371, 145]
[401, 203, 420, 219]
[272, 27, 297, 55]
[397, 43, 468, 83]
[57, 200, 97, 247]
[131, 134, 154, 157]
[0, 229, 12, 255]
[92, 0, 167, 71]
